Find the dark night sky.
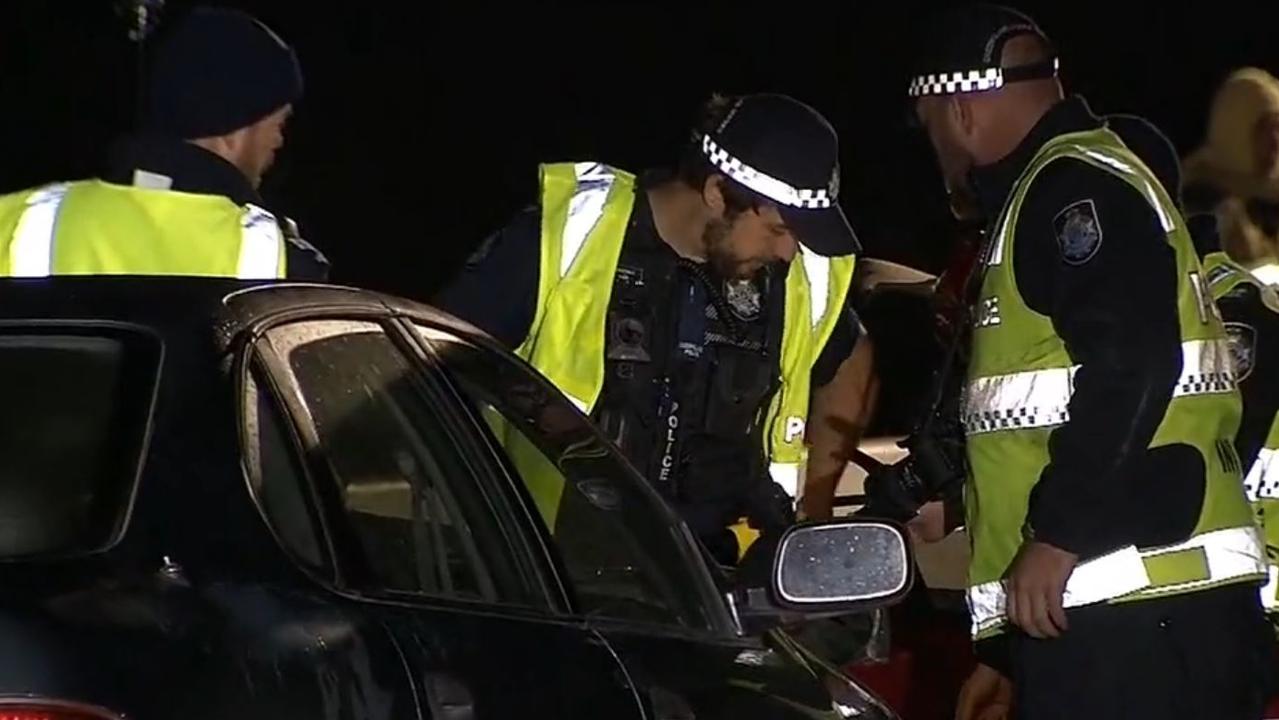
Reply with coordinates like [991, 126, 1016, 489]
[2, 1, 1278, 302]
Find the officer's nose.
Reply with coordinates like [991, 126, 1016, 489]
[776, 233, 799, 263]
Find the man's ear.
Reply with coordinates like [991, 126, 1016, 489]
[192, 130, 245, 164]
[950, 96, 976, 142]
[702, 174, 727, 217]
[223, 127, 252, 159]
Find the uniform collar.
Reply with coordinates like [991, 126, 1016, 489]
[970, 96, 1102, 221]
[630, 171, 663, 247]
[105, 134, 262, 207]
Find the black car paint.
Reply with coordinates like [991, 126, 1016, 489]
[0, 278, 855, 719]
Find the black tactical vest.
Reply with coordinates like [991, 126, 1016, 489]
[591, 225, 786, 538]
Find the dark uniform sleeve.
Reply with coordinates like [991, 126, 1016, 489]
[810, 296, 864, 387]
[1219, 285, 1279, 469]
[1013, 158, 1186, 559]
[280, 217, 331, 281]
[285, 245, 330, 281]
[432, 207, 541, 348]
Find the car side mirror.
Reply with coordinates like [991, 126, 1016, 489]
[732, 520, 914, 630]
[772, 520, 913, 611]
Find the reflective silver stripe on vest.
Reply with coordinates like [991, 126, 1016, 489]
[562, 393, 590, 414]
[1076, 149, 1175, 232]
[769, 462, 800, 498]
[10, 183, 72, 277]
[799, 246, 829, 328]
[986, 145, 1175, 269]
[962, 366, 1076, 435]
[239, 204, 284, 279]
[963, 340, 1235, 436]
[1244, 448, 1279, 502]
[559, 163, 616, 278]
[967, 525, 1265, 637]
[1172, 337, 1235, 396]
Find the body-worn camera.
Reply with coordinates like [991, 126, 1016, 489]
[860, 391, 968, 524]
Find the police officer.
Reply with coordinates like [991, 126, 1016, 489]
[1113, 113, 1279, 626]
[907, 6, 1271, 718]
[0, 6, 328, 280]
[435, 93, 872, 565]
[952, 113, 1279, 720]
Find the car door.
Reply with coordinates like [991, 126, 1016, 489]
[412, 322, 841, 720]
[248, 316, 643, 719]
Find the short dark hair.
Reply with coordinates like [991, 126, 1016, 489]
[675, 94, 767, 219]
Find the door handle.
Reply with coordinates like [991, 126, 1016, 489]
[425, 672, 475, 720]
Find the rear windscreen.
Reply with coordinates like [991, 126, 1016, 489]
[0, 327, 159, 558]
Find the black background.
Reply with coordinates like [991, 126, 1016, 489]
[2, 1, 1278, 301]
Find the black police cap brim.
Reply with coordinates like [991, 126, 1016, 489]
[781, 203, 861, 258]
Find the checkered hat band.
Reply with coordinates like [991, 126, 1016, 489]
[908, 67, 1005, 98]
[700, 135, 833, 209]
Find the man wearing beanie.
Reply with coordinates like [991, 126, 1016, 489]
[0, 6, 327, 280]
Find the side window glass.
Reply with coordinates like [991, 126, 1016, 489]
[0, 326, 159, 558]
[242, 368, 329, 575]
[260, 320, 545, 607]
[420, 325, 722, 633]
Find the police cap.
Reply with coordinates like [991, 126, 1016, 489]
[907, 4, 1058, 99]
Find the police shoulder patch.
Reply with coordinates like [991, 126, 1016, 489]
[1225, 321, 1258, 382]
[1052, 199, 1104, 266]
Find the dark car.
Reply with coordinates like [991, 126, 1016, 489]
[0, 277, 911, 720]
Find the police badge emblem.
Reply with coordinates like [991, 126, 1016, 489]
[1053, 199, 1104, 266]
[1225, 322, 1257, 382]
[724, 278, 762, 321]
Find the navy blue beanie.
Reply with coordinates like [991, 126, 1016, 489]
[145, 7, 303, 139]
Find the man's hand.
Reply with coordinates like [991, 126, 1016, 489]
[907, 500, 948, 543]
[954, 663, 1013, 720]
[1006, 541, 1078, 639]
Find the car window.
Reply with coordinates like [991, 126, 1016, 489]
[417, 325, 725, 634]
[259, 320, 547, 608]
[242, 367, 330, 576]
[0, 325, 158, 558]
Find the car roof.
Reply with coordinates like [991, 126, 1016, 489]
[0, 277, 495, 351]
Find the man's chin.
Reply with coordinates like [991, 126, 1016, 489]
[724, 265, 759, 281]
